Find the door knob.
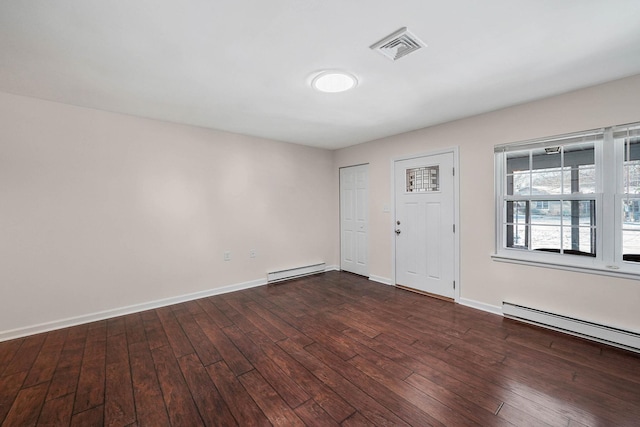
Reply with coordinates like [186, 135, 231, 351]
[395, 229, 401, 235]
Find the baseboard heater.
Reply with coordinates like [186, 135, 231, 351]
[267, 263, 326, 284]
[502, 302, 640, 353]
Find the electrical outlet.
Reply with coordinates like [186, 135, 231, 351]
[224, 251, 231, 261]
[249, 249, 257, 258]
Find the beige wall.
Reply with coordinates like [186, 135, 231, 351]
[0, 92, 338, 335]
[335, 74, 640, 332]
[3, 74, 640, 338]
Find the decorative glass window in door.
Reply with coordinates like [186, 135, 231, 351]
[406, 166, 439, 192]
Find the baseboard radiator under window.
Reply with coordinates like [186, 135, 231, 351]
[502, 302, 640, 353]
[267, 263, 326, 284]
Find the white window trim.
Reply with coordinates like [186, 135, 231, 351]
[613, 122, 640, 275]
[494, 123, 640, 279]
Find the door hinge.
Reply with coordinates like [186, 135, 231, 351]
[452, 167, 455, 176]
[453, 224, 455, 233]
[453, 280, 456, 289]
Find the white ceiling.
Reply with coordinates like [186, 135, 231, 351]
[2, 1, 640, 149]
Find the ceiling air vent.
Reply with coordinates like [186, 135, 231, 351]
[370, 27, 426, 61]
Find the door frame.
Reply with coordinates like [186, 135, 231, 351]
[339, 163, 369, 277]
[390, 147, 460, 301]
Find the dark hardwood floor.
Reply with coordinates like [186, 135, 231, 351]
[1, 271, 639, 426]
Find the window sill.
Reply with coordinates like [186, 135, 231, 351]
[491, 254, 640, 280]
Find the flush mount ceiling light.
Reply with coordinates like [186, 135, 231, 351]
[311, 71, 357, 93]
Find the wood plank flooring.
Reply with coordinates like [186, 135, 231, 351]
[1, 271, 639, 426]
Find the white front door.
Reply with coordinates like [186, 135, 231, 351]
[340, 164, 368, 276]
[395, 152, 455, 298]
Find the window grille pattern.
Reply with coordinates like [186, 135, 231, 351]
[495, 122, 640, 275]
[503, 141, 597, 257]
[406, 166, 439, 192]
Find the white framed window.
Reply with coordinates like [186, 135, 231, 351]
[494, 122, 640, 277]
[615, 123, 640, 272]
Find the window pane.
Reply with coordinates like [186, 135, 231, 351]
[566, 142, 595, 194]
[510, 171, 530, 195]
[561, 200, 595, 226]
[532, 147, 561, 170]
[562, 227, 595, 256]
[532, 200, 549, 211]
[623, 161, 640, 195]
[531, 201, 561, 225]
[506, 201, 528, 249]
[531, 225, 561, 251]
[623, 138, 640, 162]
[623, 230, 640, 262]
[563, 169, 572, 194]
[561, 201, 572, 225]
[507, 151, 529, 196]
[622, 198, 640, 262]
[623, 140, 640, 194]
[622, 199, 640, 223]
[506, 152, 529, 174]
[506, 201, 528, 223]
[578, 165, 596, 194]
[531, 171, 562, 194]
[506, 224, 527, 248]
[564, 142, 595, 166]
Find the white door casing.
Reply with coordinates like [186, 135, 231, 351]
[340, 164, 369, 276]
[394, 152, 455, 298]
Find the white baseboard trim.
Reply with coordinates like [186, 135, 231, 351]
[0, 277, 267, 343]
[458, 298, 503, 316]
[324, 264, 340, 272]
[369, 275, 394, 286]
